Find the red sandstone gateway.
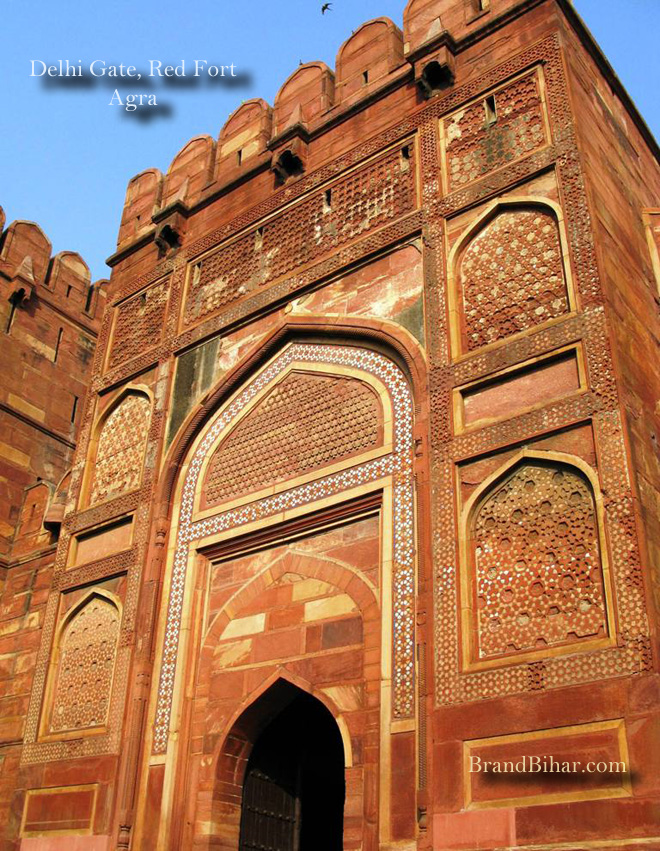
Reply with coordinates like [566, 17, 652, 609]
[2, 0, 660, 849]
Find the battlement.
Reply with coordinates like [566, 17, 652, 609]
[114, 0, 528, 253]
[0, 208, 106, 326]
[0, 204, 106, 561]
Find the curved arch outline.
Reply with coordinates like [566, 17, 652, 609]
[157, 316, 426, 515]
[39, 588, 122, 742]
[193, 360, 394, 520]
[137, 331, 421, 850]
[214, 663, 355, 775]
[459, 448, 617, 671]
[447, 196, 578, 359]
[200, 672, 354, 851]
[79, 384, 153, 510]
[152, 339, 415, 748]
[203, 550, 379, 649]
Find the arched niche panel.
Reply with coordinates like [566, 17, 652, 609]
[150, 341, 415, 758]
[86, 389, 152, 506]
[200, 369, 386, 511]
[42, 591, 121, 737]
[451, 200, 573, 353]
[463, 453, 613, 668]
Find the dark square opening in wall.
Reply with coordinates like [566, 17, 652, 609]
[274, 149, 305, 184]
[419, 61, 454, 98]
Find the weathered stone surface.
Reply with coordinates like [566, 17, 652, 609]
[3, 1, 660, 848]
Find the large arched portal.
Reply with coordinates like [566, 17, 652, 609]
[238, 688, 345, 851]
[136, 338, 423, 851]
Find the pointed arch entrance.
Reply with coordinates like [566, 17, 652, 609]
[234, 683, 345, 851]
[135, 338, 422, 850]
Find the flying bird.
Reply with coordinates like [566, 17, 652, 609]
[321, 3, 332, 13]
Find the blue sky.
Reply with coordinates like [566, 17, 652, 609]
[0, 0, 658, 281]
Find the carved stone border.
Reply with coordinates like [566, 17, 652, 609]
[151, 342, 415, 753]
[415, 35, 652, 705]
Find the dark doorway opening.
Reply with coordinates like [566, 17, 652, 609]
[238, 691, 345, 851]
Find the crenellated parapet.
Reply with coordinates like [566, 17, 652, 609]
[0, 215, 106, 325]
[0, 206, 106, 562]
[335, 18, 405, 103]
[273, 61, 335, 136]
[114, 2, 529, 258]
[116, 168, 163, 247]
[161, 135, 216, 211]
[216, 98, 272, 183]
[0, 219, 52, 300]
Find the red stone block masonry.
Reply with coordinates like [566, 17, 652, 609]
[2, 0, 660, 848]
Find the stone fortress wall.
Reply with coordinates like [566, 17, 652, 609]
[2, 0, 660, 848]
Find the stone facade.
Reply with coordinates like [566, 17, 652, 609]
[0, 213, 105, 843]
[2, 0, 660, 849]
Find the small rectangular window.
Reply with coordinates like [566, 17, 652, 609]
[323, 189, 332, 213]
[362, 70, 369, 86]
[5, 300, 18, 334]
[54, 328, 64, 363]
[237, 149, 243, 166]
[84, 284, 94, 314]
[71, 395, 79, 423]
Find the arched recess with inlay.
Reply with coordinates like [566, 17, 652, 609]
[447, 198, 576, 357]
[82, 386, 152, 507]
[134, 337, 422, 851]
[460, 450, 616, 672]
[40, 589, 121, 739]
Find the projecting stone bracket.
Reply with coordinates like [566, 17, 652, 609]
[268, 124, 310, 183]
[7, 255, 37, 305]
[409, 41, 457, 97]
[151, 207, 187, 257]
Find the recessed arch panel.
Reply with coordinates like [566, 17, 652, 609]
[200, 367, 386, 511]
[86, 388, 152, 506]
[448, 198, 574, 355]
[151, 341, 416, 758]
[461, 450, 615, 670]
[42, 590, 121, 738]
